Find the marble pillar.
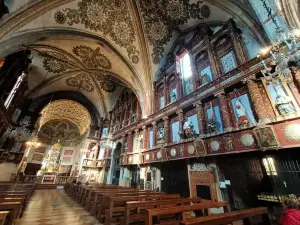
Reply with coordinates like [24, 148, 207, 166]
[163, 116, 170, 144]
[194, 102, 205, 135]
[215, 90, 233, 131]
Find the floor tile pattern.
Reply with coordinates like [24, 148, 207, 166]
[16, 189, 101, 225]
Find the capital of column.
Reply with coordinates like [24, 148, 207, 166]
[142, 125, 147, 130]
[214, 89, 225, 97]
[176, 109, 184, 121]
[193, 101, 203, 109]
[241, 75, 255, 84]
[151, 121, 157, 126]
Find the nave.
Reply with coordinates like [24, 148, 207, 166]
[15, 189, 101, 225]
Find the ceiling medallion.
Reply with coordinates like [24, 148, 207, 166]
[54, 0, 140, 64]
[65, 74, 94, 92]
[140, 0, 211, 63]
[72, 46, 112, 69]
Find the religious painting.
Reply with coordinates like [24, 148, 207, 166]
[224, 136, 234, 151]
[64, 150, 73, 156]
[199, 65, 212, 86]
[267, 83, 296, 115]
[254, 126, 279, 148]
[156, 122, 165, 145]
[62, 157, 72, 163]
[86, 143, 97, 159]
[193, 138, 207, 157]
[231, 94, 256, 126]
[32, 154, 44, 161]
[207, 105, 223, 133]
[170, 88, 177, 103]
[34, 147, 46, 154]
[221, 50, 237, 74]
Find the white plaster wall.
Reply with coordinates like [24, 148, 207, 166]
[0, 163, 18, 181]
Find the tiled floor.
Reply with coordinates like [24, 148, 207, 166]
[15, 189, 101, 225]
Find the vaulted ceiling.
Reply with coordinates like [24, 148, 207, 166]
[0, 0, 268, 119]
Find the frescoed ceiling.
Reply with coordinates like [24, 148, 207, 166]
[0, 0, 268, 118]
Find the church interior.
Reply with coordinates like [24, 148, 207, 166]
[0, 0, 300, 224]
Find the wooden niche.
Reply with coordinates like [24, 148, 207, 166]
[189, 171, 218, 202]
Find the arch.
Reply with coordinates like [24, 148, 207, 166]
[0, 28, 151, 117]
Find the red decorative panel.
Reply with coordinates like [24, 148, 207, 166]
[272, 119, 300, 147]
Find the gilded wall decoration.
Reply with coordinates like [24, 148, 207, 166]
[54, 0, 140, 63]
[284, 124, 300, 141]
[65, 74, 94, 92]
[39, 100, 91, 135]
[139, 0, 211, 63]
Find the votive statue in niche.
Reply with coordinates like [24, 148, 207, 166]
[275, 93, 296, 115]
[180, 119, 197, 139]
[200, 73, 211, 86]
[156, 124, 165, 146]
[235, 99, 250, 126]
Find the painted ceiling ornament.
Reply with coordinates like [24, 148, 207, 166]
[95, 73, 120, 93]
[42, 51, 77, 74]
[284, 124, 300, 141]
[65, 74, 94, 92]
[139, 0, 211, 63]
[72, 46, 112, 69]
[55, 0, 140, 64]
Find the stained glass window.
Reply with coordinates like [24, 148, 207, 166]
[221, 51, 237, 74]
[179, 52, 193, 95]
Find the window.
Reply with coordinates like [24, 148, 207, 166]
[159, 96, 165, 109]
[199, 65, 212, 86]
[207, 105, 224, 133]
[102, 128, 108, 136]
[4, 72, 27, 108]
[221, 51, 237, 74]
[179, 52, 193, 95]
[263, 157, 277, 176]
[171, 121, 180, 143]
[187, 114, 199, 134]
[170, 88, 177, 103]
[266, 83, 298, 116]
[231, 94, 256, 126]
[149, 130, 153, 149]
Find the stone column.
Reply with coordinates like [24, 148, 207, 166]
[176, 109, 184, 134]
[127, 131, 133, 153]
[152, 122, 157, 147]
[163, 116, 170, 144]
[142, 126, 148, 149]
[246, 79, 273, 123]
[205, 35, 220, 79]
[214, 90, 233, 131]
[194, 101, 205, 135]
[108, 111, 113, 134]
[228, 22, 247, 64]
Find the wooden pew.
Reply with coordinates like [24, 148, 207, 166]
[103, 194, 181, 225]
[0, 211, 9, 225]
[0, 202, 22, 225]
[124, 198, 203, 225]
[179, 207, 271, 225]
[146, 201, 229, 225]
[89, 189, 158, 215]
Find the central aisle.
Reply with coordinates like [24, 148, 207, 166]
[16, 189, 102, 225]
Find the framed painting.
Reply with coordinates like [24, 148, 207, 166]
[34, 147, 46, 154]
[254, 126, 279, 149]
[32, 154, 44, 161]
[64, 150, 73, 156]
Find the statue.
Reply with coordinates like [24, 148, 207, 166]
[200, 73, 211, 86]
[170, 90, 177, 102]
[275, 93, 296, 115]
[235, 99, 250, 126]
[181, 119, 197, 139]
[156, 123, 165, 145]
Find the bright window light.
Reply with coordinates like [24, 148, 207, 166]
[263, 157, 277, 176]
[180, 53, 192, 79]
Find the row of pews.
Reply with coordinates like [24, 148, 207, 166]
[0, 183, 35, 225]
[65, 183, 272, 225]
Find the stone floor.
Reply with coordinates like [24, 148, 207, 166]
[15, 189, 101, 225]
